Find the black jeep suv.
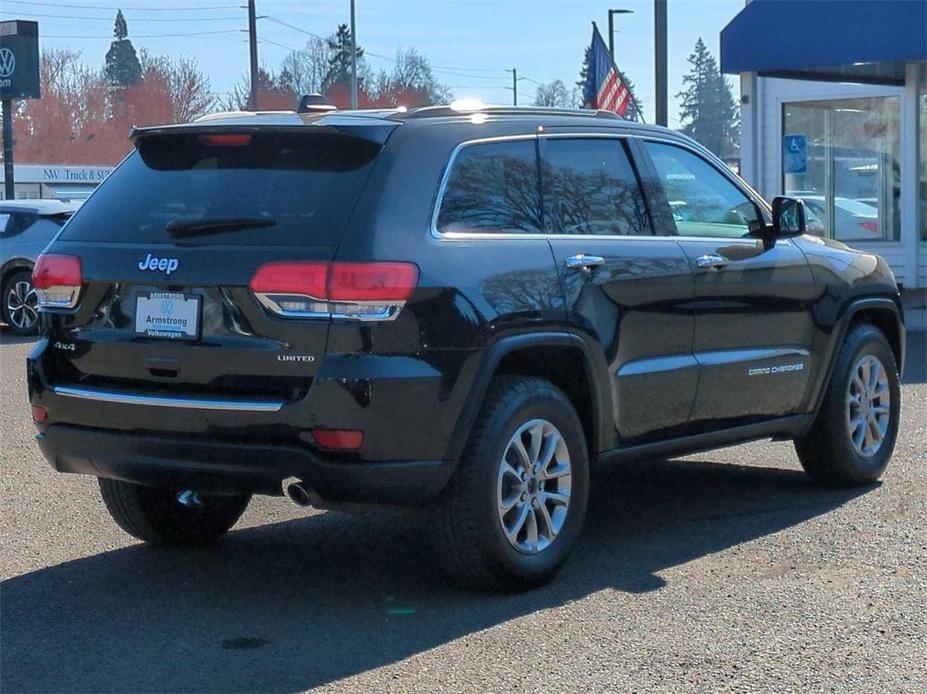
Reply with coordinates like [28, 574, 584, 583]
[27, 104, 904, 591]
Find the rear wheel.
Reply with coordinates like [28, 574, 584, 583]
[2, 270, 40, 335]
[430, 376, 590, 592]
[99, 479, 250, 545]
[794, 322, 900, 486]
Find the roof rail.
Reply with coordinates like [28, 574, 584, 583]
[400, 104, 624, 120]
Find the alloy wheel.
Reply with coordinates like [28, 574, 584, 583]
[496, 418, 572, 554]
[845, 354, 891, 457]
[6, 279, 39, 331]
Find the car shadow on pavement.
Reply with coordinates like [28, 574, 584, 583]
[1, 457, 869, 693]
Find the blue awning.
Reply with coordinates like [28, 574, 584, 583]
[721, 0, 926, 84]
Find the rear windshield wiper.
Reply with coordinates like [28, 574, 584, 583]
[166, 217, 276, 238]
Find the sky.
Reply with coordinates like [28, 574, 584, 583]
[10, 0, 747, 128]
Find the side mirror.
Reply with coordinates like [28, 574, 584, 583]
[771, 196, 807, 237]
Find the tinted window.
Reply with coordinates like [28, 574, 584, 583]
[60, 132, 381, 246]
[437, 140, 542, 234]
[0, 212, 38, 239]
[645, 141, 760, 238]
[543, 138, 650, 235]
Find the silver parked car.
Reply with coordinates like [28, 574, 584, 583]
[1, 200, 80, 335]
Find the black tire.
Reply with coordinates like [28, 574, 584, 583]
[99, 479, 250, 545]
[2, 269, 40, 335]
[795, 322, 900, 486]
[430, 376, 590, 592]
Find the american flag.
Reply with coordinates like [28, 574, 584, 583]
[584, 24, 633, 118]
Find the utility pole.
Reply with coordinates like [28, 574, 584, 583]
[506, 68, 518, 106]
[247, 0, 259, 110]
[654, 0, 668, 126]
[350, 0, 357, 109]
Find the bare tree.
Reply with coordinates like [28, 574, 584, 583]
[370, 48, 450, 106]
[139, 50, 214, 122]
[277, 36, 333, 96]
[532, 79, 572, 108]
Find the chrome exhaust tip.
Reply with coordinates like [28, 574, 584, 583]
[281, 477, 312, 507]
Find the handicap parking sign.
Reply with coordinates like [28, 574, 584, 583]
[783, 133, 807, 175]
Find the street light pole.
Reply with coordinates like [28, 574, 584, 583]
[607, 8, 633, 62]
[654, 0, 668, 126]
[350, 0, 357, 109]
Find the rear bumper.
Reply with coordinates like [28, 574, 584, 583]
[37, 424, 455, 506]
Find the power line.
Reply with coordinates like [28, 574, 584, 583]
[3, 0, 240, 10]
[261, 15, 325, 42]
[0, 9, 242, 22]
[262, 14, 510, 81]
[44, 29, 241, 39]
[258, 37, 301, 53]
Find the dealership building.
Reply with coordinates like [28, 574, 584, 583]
[722, 0, 926, 288]
[0, 164, 113, 201]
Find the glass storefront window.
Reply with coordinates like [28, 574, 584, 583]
[919, 63, 926, 240]
[783, 97, 901, 242]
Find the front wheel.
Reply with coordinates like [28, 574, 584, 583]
[429, 376, 590, 592]
[99, 479, 250, 545]
[795, 322, 901, 486]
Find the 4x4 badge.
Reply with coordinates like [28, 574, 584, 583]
[138, 253, 179, 275]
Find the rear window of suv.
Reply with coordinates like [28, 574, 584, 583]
[60, 132, 381, 246]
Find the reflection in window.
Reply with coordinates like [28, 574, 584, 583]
[645, 141, 760, 238]
[542, 139, 651, 236]
[437, 140, 542, 234]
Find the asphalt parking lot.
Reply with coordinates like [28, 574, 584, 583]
[1, 329, 925, 693]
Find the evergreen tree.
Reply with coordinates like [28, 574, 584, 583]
[323, 24, 364, 91]
[104, 10, 142, 87]
[576, 44, 643, 121]
[676, 38, 739, 157]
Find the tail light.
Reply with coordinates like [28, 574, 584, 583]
[249, 261, 418, 321]
[858, 220, 878, 233]
[32, 254, 83, 309]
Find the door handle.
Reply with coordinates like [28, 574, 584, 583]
[564, 254, 606, 271]
[695, 253, 727, 270]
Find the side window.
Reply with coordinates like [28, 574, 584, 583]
[0, 213, 9, 236]
[0, 213, 37, 239]
[645, 141, 761, 238]
[542, 138, 651, 235]
[436, 140, 542, 234]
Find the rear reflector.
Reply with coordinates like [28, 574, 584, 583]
[250, 261, 418, 321]
[31, 405, 48, 423]
[32, 254, 83, 308]
[311, 429, 364, 450]
[199, 134, 252, 146]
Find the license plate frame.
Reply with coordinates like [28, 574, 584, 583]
[134, 291, 202, 341]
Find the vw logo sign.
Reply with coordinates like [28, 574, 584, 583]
[160, 299, 174, 316]
[0, 48, 14, 79]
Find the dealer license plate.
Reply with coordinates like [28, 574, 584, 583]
[134, 292, 201, 340]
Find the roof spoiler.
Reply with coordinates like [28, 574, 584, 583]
[129, 116, 399, 147]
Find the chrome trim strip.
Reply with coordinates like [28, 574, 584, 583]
[52, 385, 284, 412]
[694, 347, 810, 368]
[253, 292, 404, 321]
[429, 130, 773, 243]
